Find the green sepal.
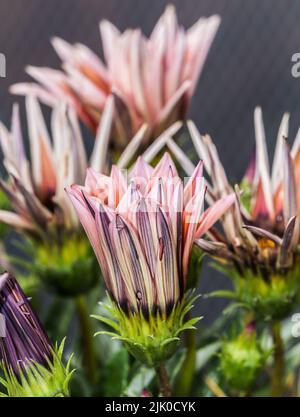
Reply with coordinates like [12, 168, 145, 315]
[219, 330, 272, 392]
[209, 264, 300, 321]
[93, 292, 201, 367]
[16, 235, 100, 297]
[0, 339, 75, 397]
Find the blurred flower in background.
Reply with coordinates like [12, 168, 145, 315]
[0, 94, 149, 296]
[11, 5, 220, 150]
[169, 110, 300, 397]
[0, 272, 74, 397]
[169, 113, 300, 322]
[219, 323, 271, 394]
[0, 95, 113, 296]
[0, 95, 114, 240]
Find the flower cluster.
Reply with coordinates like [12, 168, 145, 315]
[0, 3, 297, 398]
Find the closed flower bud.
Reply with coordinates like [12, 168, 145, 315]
[0, 273, 74, 397]
[219, 326, 270, 392]
[67, 153, 234, 366]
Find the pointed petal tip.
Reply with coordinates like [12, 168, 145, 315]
[0, 271, 10, 291]
[51, 36, 63, 47]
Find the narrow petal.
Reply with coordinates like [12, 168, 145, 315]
[283, 137, 298, 224]
[187, 120, 211, 174]
[142, 121, 182, 163]
[242, 224, 282, 245]
[166, 137, 196, 175]
[195, 193, 236, 238]
[117, 124, 148, 169]
[90, 95, 114, 173]
[272, 112, 289, 189]
[156, 80, 191, 126]
[278, 216, 298, 267]
[26, 95, 57, 200]
[0, 210, 34, 230]
[154, 207, 180, 310]
[182, 178, 206, 279]
[183, 160, 204, 206]
[253, 107, 274, 219]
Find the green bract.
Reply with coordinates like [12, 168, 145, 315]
[92, 293, 201, 367]
[219, 330, 270, 392]
[31, 235, 99, 297]
[211, 265, 300, 321]
[0, 340, 75, 397]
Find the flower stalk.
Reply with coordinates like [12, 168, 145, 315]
[75, 295, 96, 384]
[173, 314, 196, 396]
[155, 364, 172, 397]
[271, 320, 285, 397]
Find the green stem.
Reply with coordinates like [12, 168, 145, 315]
[155, 364, 172, 397]
[173, 323, 196, 396]
[75, 295, 96, 384]
[271, 320, 284, 397]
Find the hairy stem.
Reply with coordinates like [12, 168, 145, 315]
[155, 364, 172, 397]
[271, 320, 284, 397]
[75, 295, 96, 384]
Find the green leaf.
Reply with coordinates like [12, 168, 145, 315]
[125, 366, 155, 397]
[103, 348, 129, 396]
[195, 342, 221, 372]
[206, 290, 237, 299]
[43, 297, 75, 342]
[91, 314, 120, 332]
[222, 302, 250, 315]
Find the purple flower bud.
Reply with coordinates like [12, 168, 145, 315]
[0, 272, 52, 376]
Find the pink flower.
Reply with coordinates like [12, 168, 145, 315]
[66, 153, 234, 314]
[173, 112, 300, 273]
[0, 95, 147, 239]
[11, 6, 220, 150]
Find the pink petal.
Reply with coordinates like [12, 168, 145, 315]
[196, 193, 236, 238]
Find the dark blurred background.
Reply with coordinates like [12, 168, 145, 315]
[1, 0, 300, 324]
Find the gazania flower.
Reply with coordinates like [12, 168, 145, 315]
[170, 111, 300, 321]
[0, 95, 149, 295]
[0, 94, 112, 238]
[66, 153, 234, 365]
[11, 5, 220, 150]
[0, 272, 74, 397]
